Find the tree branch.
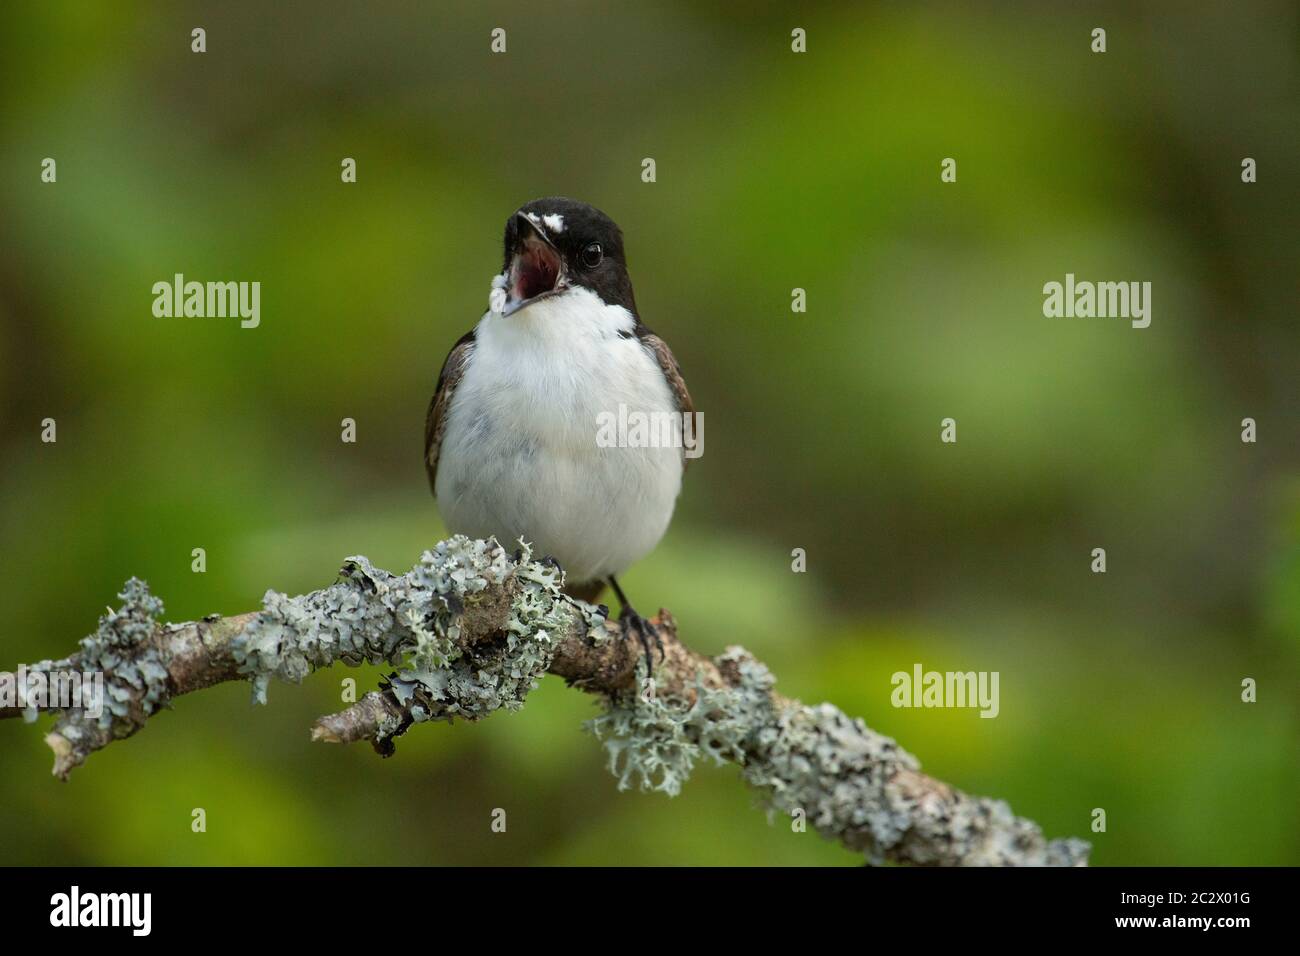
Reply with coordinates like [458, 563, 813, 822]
[0, 536, 1089, 866]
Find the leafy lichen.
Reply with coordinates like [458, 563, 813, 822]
[16, 536, 1088, 862]
[12, 578, 172, 773]
[387, 542, 569, 723]
[586, 662, 751, 797]
[587, 646, 1087, 865]
[232, 535, 566, 736]
[21, 578, 169, 728]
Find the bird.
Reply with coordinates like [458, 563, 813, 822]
[425, 197, 695, 673]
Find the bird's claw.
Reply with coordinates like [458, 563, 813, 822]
[619, 608, 662, 678]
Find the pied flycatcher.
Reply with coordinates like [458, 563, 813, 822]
[425, 197, 694, 670]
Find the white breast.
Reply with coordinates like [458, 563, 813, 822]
[435, 287, 684, 585]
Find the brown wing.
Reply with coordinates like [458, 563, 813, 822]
[424, 330, 476, 493]
[636, 328, 696, 471]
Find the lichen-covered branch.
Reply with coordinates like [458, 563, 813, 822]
[0, 536, 1090, 866]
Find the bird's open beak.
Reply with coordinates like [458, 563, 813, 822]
[504, 213, 566, 315]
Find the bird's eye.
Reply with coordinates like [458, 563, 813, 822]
[581, 242, 603, 268]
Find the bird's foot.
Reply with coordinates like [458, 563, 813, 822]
[619, 606, 663, 679]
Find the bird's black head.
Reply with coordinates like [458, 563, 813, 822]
[498, 197, 637, 316]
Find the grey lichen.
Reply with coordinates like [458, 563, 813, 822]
[9, 535, 1088, 862]
[586, 663, 751, 797]
[14, 578, 174, 777]
[387, 543, 569, 724]
[589, 646, 1089, 866]
[232, 536, 566, 745]
[718, 647, 927, 859]
[24, 578, 170, 730]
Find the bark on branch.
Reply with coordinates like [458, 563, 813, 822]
[0, 536, 1089, 867]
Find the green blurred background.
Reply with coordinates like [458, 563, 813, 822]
[1, 1, 1296, 865]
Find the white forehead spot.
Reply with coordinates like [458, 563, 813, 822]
[542, 213, 565, 234]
